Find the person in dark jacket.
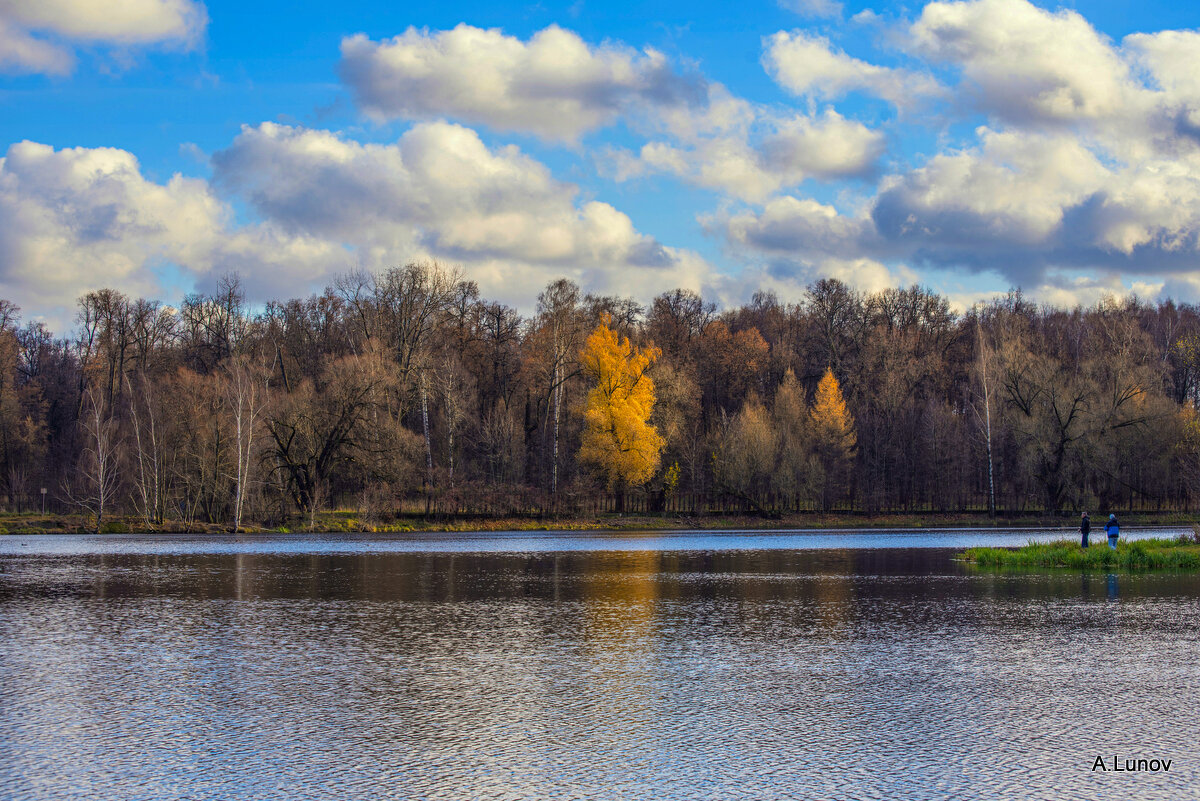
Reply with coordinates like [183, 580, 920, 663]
[1105, 514, 1120, 550]
[1080, 511, 1090, 548]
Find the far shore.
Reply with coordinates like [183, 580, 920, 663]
[0, 510, 1195, 536]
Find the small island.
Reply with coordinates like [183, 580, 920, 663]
[960, 535, 1200, 570]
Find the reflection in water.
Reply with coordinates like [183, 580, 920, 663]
[1, 539, 1198, 800]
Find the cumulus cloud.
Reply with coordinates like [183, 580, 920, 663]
[337, 22, 890, 201]
[211, 121, 688, 273]
[0, 0, 206, 74]
[870, 129, 1110, 272]
[909, 0, 1142, 128]
[763, 30, 943, 108]
[723, 196, 880, 257]
[902, 0, 1200, 161]
[0, 124, 721, 320]
[760, 111, 885, 180]
[0, 140, 342, 320]
[338, 23, 705, 141]
[718, 125, 1200, 294]
[610, 104, 884, 201]
[622, 115, 881, 202]
[1126, 30, 1200, 101]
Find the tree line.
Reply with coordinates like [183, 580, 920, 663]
[2, 262, 1199, 529]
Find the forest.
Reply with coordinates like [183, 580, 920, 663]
[2, 261, 1200, 530]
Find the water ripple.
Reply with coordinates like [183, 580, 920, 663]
[1, 545, 1196, 800]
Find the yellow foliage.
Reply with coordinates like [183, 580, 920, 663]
[811, 367, 857, 451]
[1181, 405, 1200, 450]
[578, 317, 665, 488]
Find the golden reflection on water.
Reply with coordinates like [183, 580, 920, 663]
[579, 551, 662, 750]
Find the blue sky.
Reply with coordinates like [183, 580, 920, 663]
[4, 0, 1200, 325]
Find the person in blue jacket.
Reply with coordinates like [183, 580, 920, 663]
[1105, 514, 1119, 550]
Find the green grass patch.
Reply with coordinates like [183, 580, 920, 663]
[960, 537, 1200, 570]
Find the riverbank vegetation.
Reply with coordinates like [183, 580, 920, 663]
[4, 263, 1200, 531]
[2, 510, 1197, 536]
[960, 536, 1200, 569]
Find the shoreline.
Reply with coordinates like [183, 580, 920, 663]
[1, 511, 1195, 536]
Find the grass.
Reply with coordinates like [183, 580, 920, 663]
[960, 537, 1200, 570]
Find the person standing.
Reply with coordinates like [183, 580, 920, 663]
[1080, 511, 1091, 548]
[1105, 513, 1120, 550]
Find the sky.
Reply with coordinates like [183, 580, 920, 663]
[4, 0, 1200, 327]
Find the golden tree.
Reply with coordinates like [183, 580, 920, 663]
[810, 367, 856, 509]
[578, 317, 665, 501]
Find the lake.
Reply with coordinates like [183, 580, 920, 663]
[1, 528, 1197, 800]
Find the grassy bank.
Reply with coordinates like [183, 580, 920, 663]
[960, 537, 1200, 570]
[0, 509, 1197, 535]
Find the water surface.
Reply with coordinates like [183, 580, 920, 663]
[1, 529, 1196, 800]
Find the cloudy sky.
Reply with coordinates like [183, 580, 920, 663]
[4, 0, 1200, 324]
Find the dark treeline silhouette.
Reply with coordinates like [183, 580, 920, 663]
[3, 262, 1200, 529]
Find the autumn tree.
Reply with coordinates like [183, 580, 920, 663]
[811, 367, 856, 510]
[697, 320, 769, 416]
[711, 393, 776, 512]
[772, 369, 821, 511]
[0, 304, 46, 507]
[578, 317, 664, 508]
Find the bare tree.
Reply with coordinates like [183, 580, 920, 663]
[224, 355, 270, 530]
[537, 280, 584, 496]
[125, 372, 168, 526]
[68, 386, 120, 531]
[972, 314, 998, 515]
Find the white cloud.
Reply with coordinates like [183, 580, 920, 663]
[718, 126, 1200, 291]
[763, 30, 943, 108]
[0, 128, 723, 320]
[760, 111, 885, 181]
[0, 0, 206, 45]
[0, 0, 206, 74]
[778, 0, 843, 20]
[0, 140, 341, 320]
[610, 107, 884, 202]
[722, 195, 879, 257]
[337, 23, 890, 202]
[1126, 30, 1200, 101]
[871, 129, 1110, 255]
[211, 121, 686, 271]
[0, 18, 72, 75]
[910, 0, 1138, 129]
[338, 23, 705, 142]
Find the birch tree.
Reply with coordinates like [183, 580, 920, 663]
[224, 356, 270, 531]
[72, 386, 120, 531]
[125, 372, 169, 526]
[972, 316, 998, 515]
